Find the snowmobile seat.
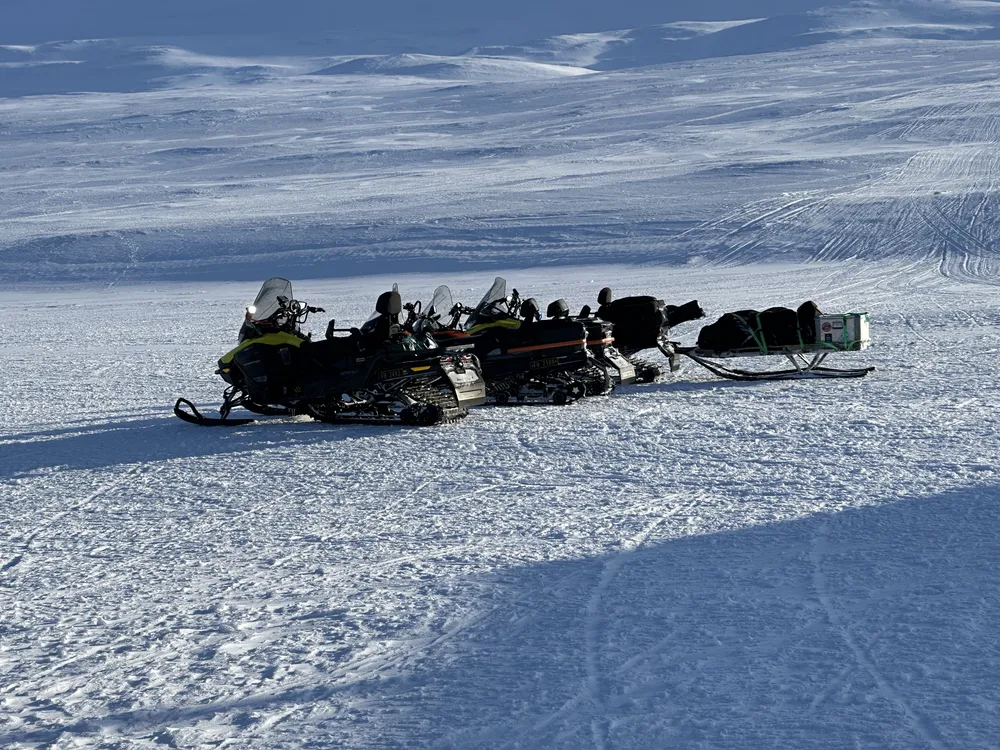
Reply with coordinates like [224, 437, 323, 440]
[306, 331, 366, 362]
[520, 298, 541, 323]
[578, 304, 592, 319]
[362, 290, 404, 345]
[547, 299, 570, 319]
[598, 287, 613, 306]
[376, 290, 403, 318]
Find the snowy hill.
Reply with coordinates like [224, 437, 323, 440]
[2, 0, 999, 283]
[468, 0, 1000, 69]
[1, 0, 852, 47]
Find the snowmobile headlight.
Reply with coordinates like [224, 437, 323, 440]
[246, 305, 257, 315]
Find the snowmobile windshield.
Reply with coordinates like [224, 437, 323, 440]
[466, 277, 508, 329]
[411, 285, 454, 336]
[427, 285, 454, 320]
[249, 278, 293, 322]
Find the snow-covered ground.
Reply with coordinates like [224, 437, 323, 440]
[2, 262, 999, 748]
[3, 0, 1000, 746]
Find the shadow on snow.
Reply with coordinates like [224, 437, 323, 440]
[0, 413, 390, 478]
[3, 486, 999, 748]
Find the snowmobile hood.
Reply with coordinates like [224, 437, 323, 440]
[219, 330, 305, 366]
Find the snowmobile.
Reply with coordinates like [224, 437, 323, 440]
[543, 298, 636, 391]
[402, 279, 599, 405]
[590, 287, 706, 381]
[174, 278, 486, 427]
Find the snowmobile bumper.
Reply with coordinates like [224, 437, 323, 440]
[443, 356, 487, 408]
[603, 348, 636, 385]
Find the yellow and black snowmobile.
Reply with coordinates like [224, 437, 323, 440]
[174, 278, 486, 427]
[403, 278, 599, 405]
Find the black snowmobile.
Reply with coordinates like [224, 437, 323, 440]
[403, 279, 597, 405]
[174, 278, 486, 427]
[543, 298, 636, 391]
[590, 287, 706, 381]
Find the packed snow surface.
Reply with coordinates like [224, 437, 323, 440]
[2, 262, 999, 748]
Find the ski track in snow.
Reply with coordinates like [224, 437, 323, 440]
[2, 262, 1000, 748]
[811, 521, 946, 750]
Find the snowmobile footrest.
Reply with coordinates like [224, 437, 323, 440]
[173, 398, 256, 426]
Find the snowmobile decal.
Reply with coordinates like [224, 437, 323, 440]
[466, 318, 521, 335]
[219, 331, 305, 365]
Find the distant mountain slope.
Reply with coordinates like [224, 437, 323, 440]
[465, 0, 1000, 70]
[1, 0, 999, 283]
[4, 1, 998, 97]
[0, 0, 852, 47]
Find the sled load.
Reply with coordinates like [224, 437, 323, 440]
[589, 287, 706, 381]
[174, 278, 486, 427]
[678, 301, 873, 381]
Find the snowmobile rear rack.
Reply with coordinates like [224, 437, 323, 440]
[674, 344, 875, 382]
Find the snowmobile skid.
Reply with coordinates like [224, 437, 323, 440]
[175, 279, 486, 428]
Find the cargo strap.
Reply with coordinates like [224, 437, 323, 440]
[748, 313, 768, 355]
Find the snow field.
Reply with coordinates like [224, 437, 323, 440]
[1, 32, 1000, 284]
[2, 261, 999, 748]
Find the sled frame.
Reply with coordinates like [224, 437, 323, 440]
[674, 345, 874, 382]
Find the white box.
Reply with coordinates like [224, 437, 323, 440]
[815, 313, 870, 351]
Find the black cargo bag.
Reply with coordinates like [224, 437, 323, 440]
[597, 296, 667, 351]
[697, 301, 823, 353]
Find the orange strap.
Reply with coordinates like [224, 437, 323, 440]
[508, 339, 587, 354]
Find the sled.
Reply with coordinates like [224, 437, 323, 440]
[672, 341, 875, 382]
